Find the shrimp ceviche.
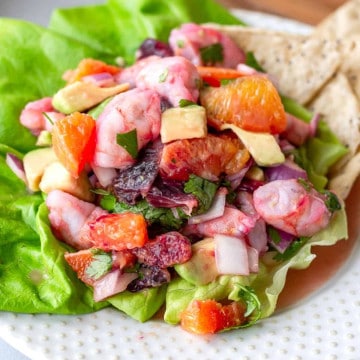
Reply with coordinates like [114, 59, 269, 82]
[2, 7, 351, 335]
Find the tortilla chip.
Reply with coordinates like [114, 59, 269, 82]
[308, 72, 360, 157]
[338, 39, 360, 101]
[329, 152, 360, 200]
[313, 0, 360, 40]
[207, 25, 342, 104]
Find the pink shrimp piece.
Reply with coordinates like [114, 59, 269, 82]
[20, 97, 64, 135]
[236, 191, 268, 254]
[46, 190, 107, 250]
[253, 179, 332, 237]
[135, 56, 201, 106]
[184, 206, 256, 238]
[114, 55, 161, 88]
[93, 88, 161, 169]
[169, 23, 245, 68]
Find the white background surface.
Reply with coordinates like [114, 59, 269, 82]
[0, 2, 359, 360]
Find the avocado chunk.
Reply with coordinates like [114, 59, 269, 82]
[174, 237, 219, 285]
[23, 147, 58, 191]
[221, 123, 285, 166]
[160, 105, 207, 143]
[39, 161, 94, 202]
[52, 81, 129, 114]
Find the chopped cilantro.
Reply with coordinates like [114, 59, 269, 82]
[91, 188, 111, 196]
[85, 249, 113, 280]
[273, 237, 309, 262]
[268, 226, 281, 245]
[159, 68, 169, 82]
[176, 39, 185, 48]
[199, 43, 223, 65]
[179, 99, 197, 107]
[103, 197, 188, 231]
[245, 52, 265, 72]
[116, 129, 138, 158]
[184, 174, 218, 214]
[322, 190, 341, 212]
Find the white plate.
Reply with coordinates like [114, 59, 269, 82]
[0, 2, 359, 360]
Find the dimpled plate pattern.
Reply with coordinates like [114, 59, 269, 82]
[0, 8, 359, 360]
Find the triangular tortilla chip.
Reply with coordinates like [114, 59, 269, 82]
[313, 0, 360, 40]
[207, 26, 342, 105]
[308, 72, 360, 157]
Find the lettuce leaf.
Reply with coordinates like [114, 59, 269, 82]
[48, 0, 244, 64]
[282, 96, 348, 190]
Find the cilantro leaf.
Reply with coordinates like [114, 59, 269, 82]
[184, 174, 218, 214]
[273, 237, 309, 262]
[101, 196, 188, 231]
[159, 68, 169, 82]
[245, 51, 265, 72]
[116, 129, 138, 158]
[322, 190, 342, 212]
[179, 99, 197, 107]
[85, 249, 113, 280]
[199, 43, 223, 65]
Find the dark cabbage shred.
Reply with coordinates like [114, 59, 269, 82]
[111, 141, 163, 204]
[127, 264, 171, 292]
[146, 177, 197, 212]
[136, 38, 174, 59]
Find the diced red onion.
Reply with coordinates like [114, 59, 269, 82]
[268, 228, 296, 253]
[81, 72, 115, 87]
[283, 113, 311, 146]
[214, 234, 249, 275]
[6, 153, 27, 184]
[92, 165, 117, 187]
[309, 113, 321, 137]
[247, 219, 268, 254]
[226, 159, 253, 190]
[188, 187, 227, 225]
[264, 158, 307, 182]
[93, 270, 138, 302]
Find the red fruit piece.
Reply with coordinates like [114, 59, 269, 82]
[131, 231, 192, 268]
[180, 299, 247, 334]
[159, 133, 250, 181]
[88, 212, 148, 251]
[52, 112, 96, 177]
[64, 248, 112, 286]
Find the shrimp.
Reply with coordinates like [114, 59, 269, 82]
[93, 88, 161, 169]
[253, 179, 332, 237]
[135, 56, 201, 106]
[46, 190, 107, 249]
[20, 97, 64, 135]
[169, 23, 245, 68]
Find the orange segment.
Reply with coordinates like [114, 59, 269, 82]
[64, 249, 97, 285]
[64, 58, 121, 83]
[159, 133, 250, 181]
[52, 112, 96, 177]
[200, 75, 287, 134]
[180, 299, 247, 334]
[88, 212, 148, 251]
[180, 299, 222, 334]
